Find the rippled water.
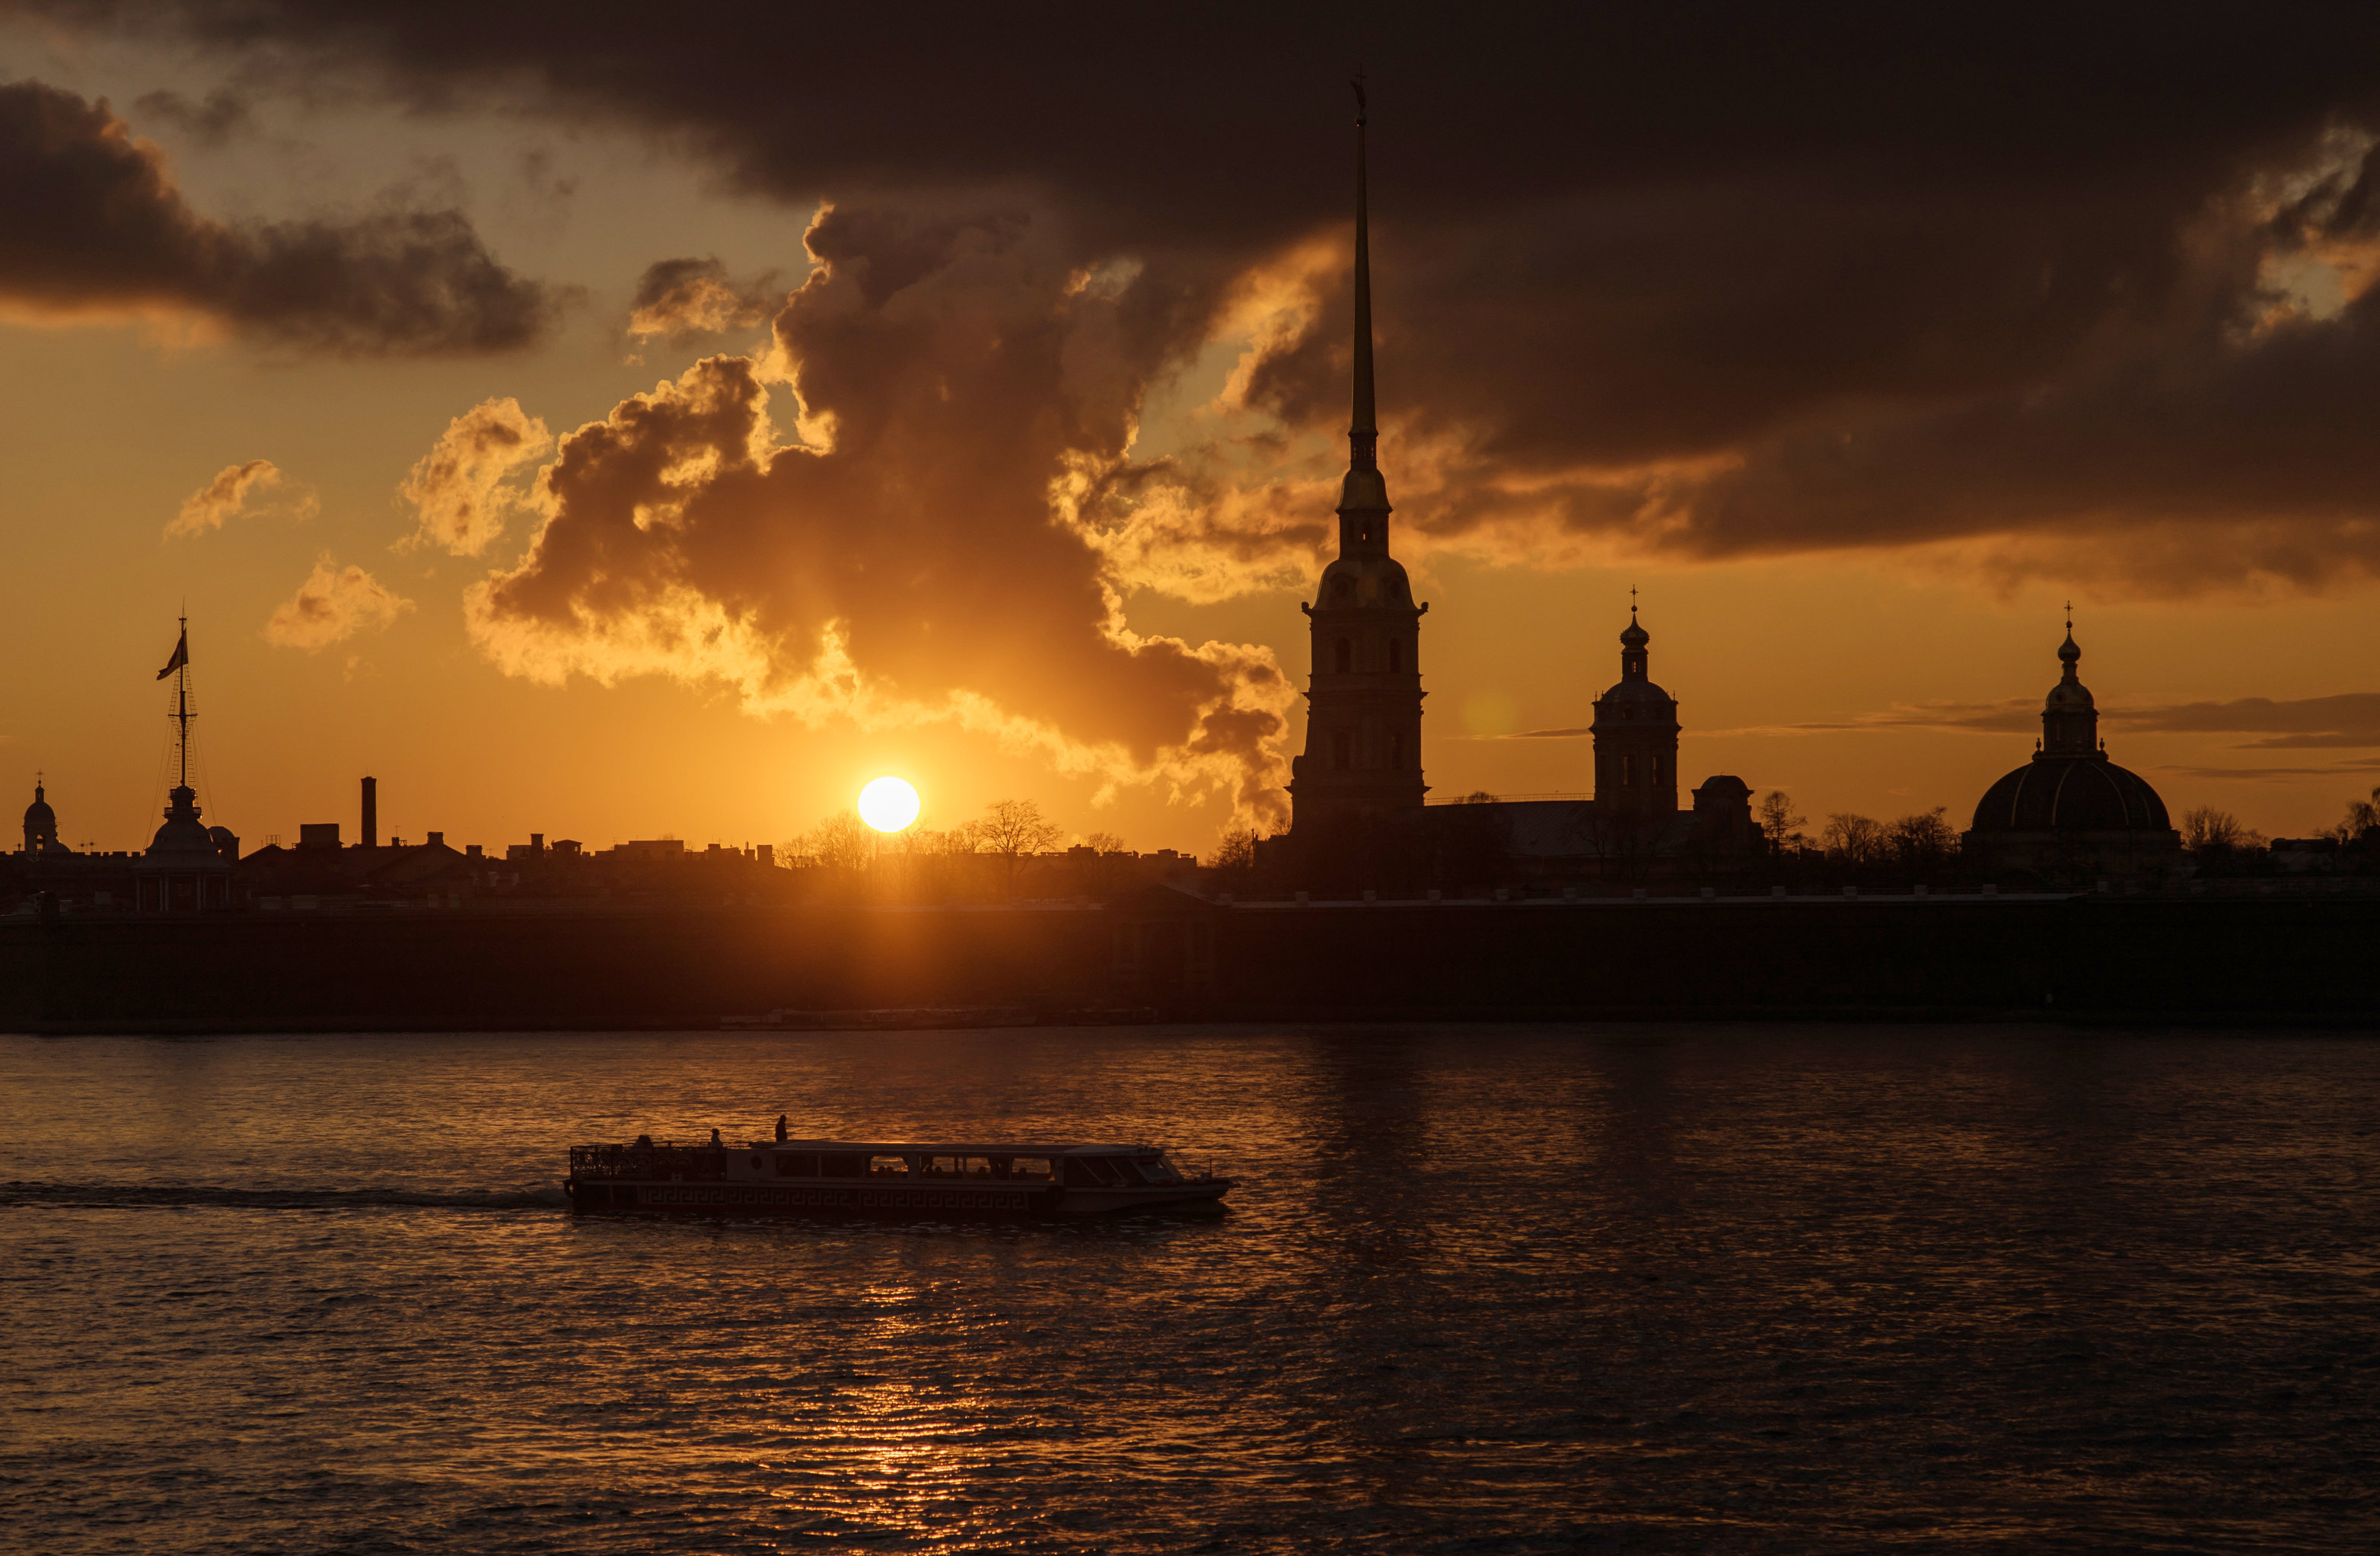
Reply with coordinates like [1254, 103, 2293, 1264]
[5, 1025, 2377, 1553]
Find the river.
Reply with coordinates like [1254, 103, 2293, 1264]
[5, 1025, 2375, 1552]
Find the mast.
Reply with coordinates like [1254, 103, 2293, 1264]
[175, 613, 192, 792]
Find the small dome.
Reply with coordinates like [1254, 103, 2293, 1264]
[24, 784, 55, 829]
[1620, 614, 1649, 650]
[1969, 754, 2172, 834]
[2058, 628, 2082, 667]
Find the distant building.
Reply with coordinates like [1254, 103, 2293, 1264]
[1961, 619, 2181, 885]
[1467, 607, 1757, 879]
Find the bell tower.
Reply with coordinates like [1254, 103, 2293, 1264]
[1289, 81, 1428, 832]
[1590, 597, 1680, 818]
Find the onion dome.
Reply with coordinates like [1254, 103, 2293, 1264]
[1620, 613, 1650, 650]
[24, 783, 56, 835]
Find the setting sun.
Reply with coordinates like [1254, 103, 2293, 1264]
[857, 776, 921, 833]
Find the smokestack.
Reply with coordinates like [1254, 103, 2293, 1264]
[362, 776, 378, 849]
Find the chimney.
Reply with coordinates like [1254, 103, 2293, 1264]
[362, 776, 378, 849]
[530, 833, 544, 856]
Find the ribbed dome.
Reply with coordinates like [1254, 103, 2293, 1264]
[1969, 754, 2172, 834]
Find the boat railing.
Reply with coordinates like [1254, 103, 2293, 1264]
[569, 1143, 728, 1181]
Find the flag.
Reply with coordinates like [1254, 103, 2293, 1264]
[156, 627, 188, 681]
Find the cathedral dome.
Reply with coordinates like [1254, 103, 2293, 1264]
[24, 785, 55, 833]
[1969, 754, 2172, 834]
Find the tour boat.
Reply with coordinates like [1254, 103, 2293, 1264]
[565, 1134, 1232, 1218]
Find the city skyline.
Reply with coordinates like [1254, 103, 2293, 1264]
[7, 11, 2380, 855]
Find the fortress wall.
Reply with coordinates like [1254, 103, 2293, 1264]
[2, 896, 2372, 1031]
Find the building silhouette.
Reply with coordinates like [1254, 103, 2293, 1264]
[1963, 617, 2180, 884]
[1289, 85, 1428, 833]
[1591, 601, 1677, 817]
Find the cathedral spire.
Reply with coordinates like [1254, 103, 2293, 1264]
[1349, 75, 1376, 472]
[1337, 77, 1391, 553]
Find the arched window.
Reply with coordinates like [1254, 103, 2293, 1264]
[1388, 639, 1402, 673]
[1332, 732, 1352, 770]
[1333, 638, 1352, 674]
[1622, 755, 1636, 786]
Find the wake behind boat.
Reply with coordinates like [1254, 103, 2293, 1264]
[566, 1132, 1232, 1218]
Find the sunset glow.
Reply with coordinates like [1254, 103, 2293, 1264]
[856, 776, 921, 834]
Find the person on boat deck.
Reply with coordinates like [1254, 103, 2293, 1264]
[776, 1114, 788, 1142]
[709, 1127, 722, 1147]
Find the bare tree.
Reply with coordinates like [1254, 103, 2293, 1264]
[1822, 812, 1885, 869]
[2181, 806, 2254, 853]
[798, 810, 875, 873]
[1082, 831, 1127, 855]
[1885, 807, 1956, 873]
[1756, 790, 1806, 852]
[2321, 786, 2380, 845]
[1210, 827, 1257, 883]
[973, 799, 1063, 896]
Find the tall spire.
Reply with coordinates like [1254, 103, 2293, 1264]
[1335, 77, 1391, 553]
[1349, 75, 1376, 472]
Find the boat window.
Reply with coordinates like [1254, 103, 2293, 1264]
[1139, 1155, 1183, 1184]
[868, 1155, 910, 1176]
[959, 1156, 996, 1178]
[1104, 1157, 1149, 1185]
[818, 1153, 864, 1178]
[1003, 1157, 1052, 1181]
[922, 1155, 963, 1177]
[1063, 1157, 1115, 1187]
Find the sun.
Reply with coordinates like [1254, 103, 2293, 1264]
[857, 775, 921, 834]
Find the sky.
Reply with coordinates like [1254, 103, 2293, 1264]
[4, 2, 2379, 857]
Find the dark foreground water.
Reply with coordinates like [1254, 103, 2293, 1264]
[3, 1026, 2376, 1554]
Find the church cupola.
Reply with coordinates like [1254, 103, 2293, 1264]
[2040, 611, 2101, 759]
[1590, 597, 1681, 818]
[23, 780, 60, 854]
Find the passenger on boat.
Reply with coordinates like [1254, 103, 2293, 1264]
[634, 1134, 653, 1147]
[776, 1114, 788, 1143]
[709, 1127, 722, 1147]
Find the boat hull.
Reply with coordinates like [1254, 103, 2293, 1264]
[566, 1176, 1230, 1219]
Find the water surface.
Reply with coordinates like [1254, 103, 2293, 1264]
[5, 1025, 2375, 1552]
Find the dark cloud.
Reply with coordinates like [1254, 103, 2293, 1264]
[466, 206, 1292, 823]
[37, 2, 2380, 589]
[1723, 692, 2380, 747]
[0, 78, 553, 352]
[131, 85, 252, 145]
[626, 257, 782, 342]
[2117, 694, 2380, 748]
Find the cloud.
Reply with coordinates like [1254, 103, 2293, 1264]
[263, 554, 413, 649]
[2160, 758, 2380, 782]
[130, 86, 251, 146]
[49, 8, 2380, 601]
[397, 396, 553, 555]
[0, 78, 553, 353]
[627, 257, 782, 342]
[467, 204, 1294, 824]
[165, 457, 313, 537]
[1709, 691, 2380, 748]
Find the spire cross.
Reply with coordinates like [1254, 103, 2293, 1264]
[1630, 585, 1639, 617]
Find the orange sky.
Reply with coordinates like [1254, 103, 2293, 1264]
[5, 23, 2378, 858]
